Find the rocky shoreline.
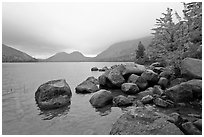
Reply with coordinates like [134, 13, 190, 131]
[35, 57, 202, 135]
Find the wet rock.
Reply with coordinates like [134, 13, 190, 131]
[89, 89, 113, 108]
[153, 85, 164, 96]
[135, 76, 148, 90]
[167, 112, 187, 128]
[75, 77, 99, 94]
[113, 95, 133, 107]
[110, 107, 184, 135]
[181, 58, 202, 79]
[165, 82, 193, 103]
[153, 98, 171, 108]
[127, 74, 139, 83]
[98, 65, 125, 88]
[182, 122, 202, 135]
[121, 83, 140, 95]
[91, 67, 98, 71]
[153, 67, 165, 74]
[99, 66, 109, 71]
[150, 62, 164, 67]
[86, 76, 99, 85]
[141, 69, 159, 84]
[185, 79, 202, 99]
[165, 79, 202, 102]
[137, 87, 154, 98]
[122, 64, 146, 76]
[127, 95, 137, 102]
[193, 119, 202, 131]
[141, 95, 153, 104]
[169, 78, 187, 87]
[158, 77, 168, 89]
[188, 114, 202, 119]
[159, 69, 174, 79]
[35, 79, 72, 110]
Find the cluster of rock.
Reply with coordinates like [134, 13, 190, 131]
[34, 57, 202, 135]
[91, 66, 109, 72]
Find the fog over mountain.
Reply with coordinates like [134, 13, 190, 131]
[2, 2, 184, 58]
[2, 44, 37, 62]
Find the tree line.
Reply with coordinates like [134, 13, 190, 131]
[135, 2, 202, 69]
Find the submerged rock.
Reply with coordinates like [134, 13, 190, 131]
[35, 79, 72, 110]
[99, 66, 109, 71]
[181, 58, 202, 79]
[75, 77, 99, 94]
[91, 67, 98, 71]
[110, 107, 184, 135]
[89, 89, 113, 108]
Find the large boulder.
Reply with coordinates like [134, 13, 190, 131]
[141, 69, 159, 84]
[75, 77, 99, 94]
[165, 82, 193, 103]
[110, 107, 184, 135]
[113, 95, 133, 107]
[165, 79, 202, 102]
[122, 64, 146, 76]
[35, 79, 72, 110]
[185, 79, 202, 99]
[98, 65, 125, 88]
[89, 90, 113, 108]
[121, 83, 140, 95]
[181, 58, 202, 79]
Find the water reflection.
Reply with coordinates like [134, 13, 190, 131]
[38, 104, 71, 120]
[95, 104, 112, 116]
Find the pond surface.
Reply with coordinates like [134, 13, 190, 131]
[2, 62, 132, 135]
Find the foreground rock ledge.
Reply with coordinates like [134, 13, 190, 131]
[35, 79, 72, 110]
[110, 107, 184, 135]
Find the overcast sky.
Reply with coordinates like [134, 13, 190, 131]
[2, 2, 184, 58]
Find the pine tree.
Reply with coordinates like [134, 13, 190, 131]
[136, 41, 145, 59]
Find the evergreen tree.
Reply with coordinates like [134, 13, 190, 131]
[136, 41, 145, 59]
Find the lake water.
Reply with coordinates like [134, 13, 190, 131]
[2, 62, 133, 135]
